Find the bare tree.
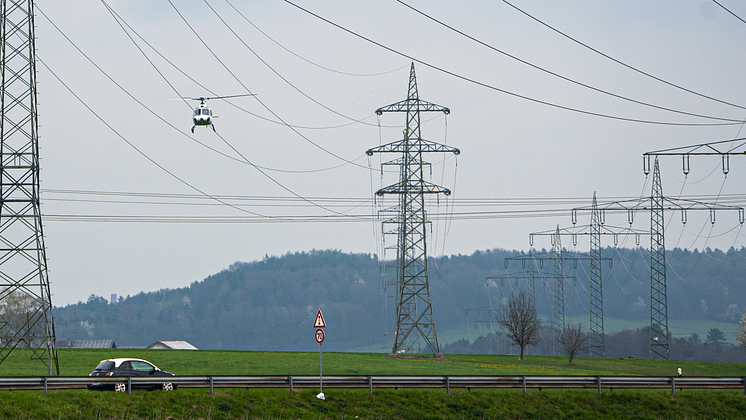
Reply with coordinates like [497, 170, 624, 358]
[0, 289, 44, 346]
[557, 322, 589, 365]
[736, 311, 746, 351]
[496, 290, 541, 360]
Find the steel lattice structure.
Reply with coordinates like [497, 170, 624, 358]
[588, 195, 604, 357]
[573, 157, 744, 359]
[649, 159, 668, 359]
[0, 0, 58, 374]
[367, 63, 459, 355]
[505, 243, 601, 355]
[551, 227, 564, 355]
[642, 145, 746, 358]
[533, 193, 645, 357]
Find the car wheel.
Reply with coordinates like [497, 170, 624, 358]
[162, 382, 174, 391]
[114, 382, 127, 393]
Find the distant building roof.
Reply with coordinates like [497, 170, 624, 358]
[56, 339, 116, 349]
[147, 340, 198, 350]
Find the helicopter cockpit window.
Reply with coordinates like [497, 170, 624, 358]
[193, 109, 200, 117]
[201, 109, 211, 116]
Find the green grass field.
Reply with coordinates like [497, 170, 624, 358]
[1, 349, 746, 419]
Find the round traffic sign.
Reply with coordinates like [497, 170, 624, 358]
[315, 328, 325, 344]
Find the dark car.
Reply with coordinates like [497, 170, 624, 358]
[87, 358, 177, 392]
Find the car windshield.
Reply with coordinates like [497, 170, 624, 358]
[94, 361, 115, 371]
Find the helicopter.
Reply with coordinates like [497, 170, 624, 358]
[184, 94, 255, 133]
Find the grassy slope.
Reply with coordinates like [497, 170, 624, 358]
[2, 349, 746, 419]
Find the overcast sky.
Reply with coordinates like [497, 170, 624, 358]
[33, 0, 746, 305]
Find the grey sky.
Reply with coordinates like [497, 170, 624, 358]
[34, 0, 746, 305]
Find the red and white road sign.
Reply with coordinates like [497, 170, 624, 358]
[314, 309, 327, 328]
[315, 328, 325, 344]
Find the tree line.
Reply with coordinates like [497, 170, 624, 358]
[51, 247, 746, 352]
[444, 290, 746, 363]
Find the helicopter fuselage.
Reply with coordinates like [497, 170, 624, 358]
[193, 106, 213, 127]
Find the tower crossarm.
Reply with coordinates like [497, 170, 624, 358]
[375, 99, 450, 115]
[486, 274, 575, 283]
[644, 138, 746, 156]
[366, 138, 460, 156]
[572, 197, 745, 225]
[529, 224, 648, 247]
[643, 137, 746, 176]
[505, 250, 610, 265]
[381, 157, 431, 167]
[375, 180, 451, 196]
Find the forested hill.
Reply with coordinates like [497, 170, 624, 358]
[53, 247, 746, 351]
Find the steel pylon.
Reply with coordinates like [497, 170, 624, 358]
[643, 143, 746, 357]
[588, 194, 604, 357]
[0, 0, 59, 374]
[573, 158, 743, 359]
[551, 227, 564, 355]
[649, 159, 668, 359]
[530, 206, 638, 357]
[367, 63, 459, 355]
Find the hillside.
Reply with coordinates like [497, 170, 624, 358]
[53, 247, 746, 353]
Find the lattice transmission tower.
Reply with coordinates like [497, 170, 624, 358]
[367, 63, 459, 356]
[533, 193, 646, 357]
[0, 0, 59, 374]
[574, 157, 743, 359]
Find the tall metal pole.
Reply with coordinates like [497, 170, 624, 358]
[649, 158, 668, 359]
[552, 226, 564, 355]
[589, 193, 605, 357]
[526, 249, 537, 311]
[0, 0, 59, 374]
[367, 63, 459, 356]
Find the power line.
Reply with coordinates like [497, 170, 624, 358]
[223, 0, 407, 77]
[41, 3, 376, 220]
[37, 56, 270, 219]
[283, 0, 741, 127]
[395, 0, 742, 123]
[166, 0, 373, 169]
[712, 0, 746, 26]
[205, 0, 395, 129]
[98, 1, 374, 175]
[501, 0, 746, 112]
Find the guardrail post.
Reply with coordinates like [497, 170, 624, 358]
[522, 376, 526, 395]
[597, 376, 601, 395]
[445, 376, 450, 394]
[43, 377, 48, 394]
[368, 376, 373, 394]
[209, 376, 214, 395]
[127, 377, 131, 395]
[288, 376, 293, 392]
[671, 377, 675, 395]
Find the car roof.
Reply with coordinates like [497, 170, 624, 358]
[98, 358, 157, 368]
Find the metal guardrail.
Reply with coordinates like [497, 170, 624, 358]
[0, 375, 743, 395]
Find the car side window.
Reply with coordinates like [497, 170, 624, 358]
[119, 361, 133, 371]
[131, 361, 154, 372]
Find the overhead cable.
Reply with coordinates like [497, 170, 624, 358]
[223, 0, 407, 77]
[36, 57, 270, 219]
[501, 0, 746, 111]
[284, 0, 741, 126]
[396, 0, 742, 123]
[167, 0, 372, 168]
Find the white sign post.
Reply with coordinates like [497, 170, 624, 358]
[314, 309, 326, 400]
